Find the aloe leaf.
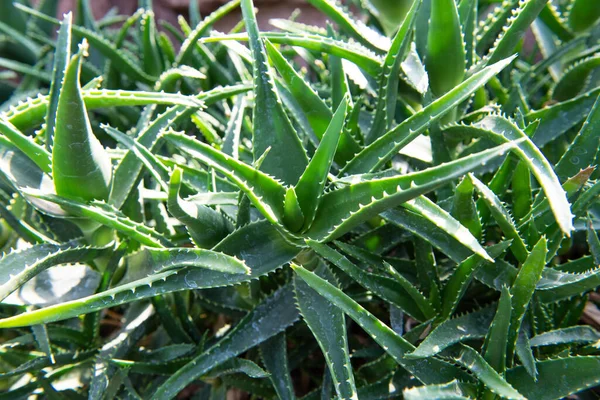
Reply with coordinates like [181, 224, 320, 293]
[0, 117, 51, 174]
[512, 161, 532, 222]
[485, 0, 548, 66]
[427, 0, 465, 97]
[367, 0, 421, 144]
[52, 40, 112, 202]
[342, 56, 515, 175]
[447, 115, 573, 235]
[527, 87, 600, 147]
[176, 0, 241, 65]
[294, 99, 347, 230]
[108, 84, 250, 209]
[152, 285, 300, 400]
[22, 191, 172, 247]
[294, 263, 357, 400]
[536, 267, 600, 303]
[307, 141, 516, 242]
[439, 241, 511, 321]
[222, 95, 246, 159]
[407, 306, 496, 358]
[567, 0, 600, 32]
[469, 174, 529, 263]
[442, 344, 525, 400]
[44, 12, 71, 151]
[507, 356, 600, 400]
[530, 326, 600, 347]
[515, 328, 537, 380]
[0, 58, 51, 81]
[0, 241, 111, 302]
[259, 333, 296, 400]
[264, 39, 331, 140]
[291, 263, 471, 385]
[102, 124, 171, 192]
[459, 0, 478, 69]
[137, 247, 250, 275]
[382, 208, 473, 263]
[553, 54, 600, 101]
[31, 324, 54, 364]
[205, 32, 382, 77]
[308, 240, 433, 321]
[164, 132, 286, 226]
[240, 0, 308, 185]
[306, 0, 389, 53]
[483, 286, 512, 374]
[451, 176, 482, 239]
[5, 89, 206, 131]
[403, 380, 473, 400]
[507, 237, 548, 362]
[554, 95, 600, 181]
[16, 4, 157, 85]
[168, 168, 234, 248]
[0, 221, 299, 327]
[141, 11, 163, 77]
[403, 195, 491, 261]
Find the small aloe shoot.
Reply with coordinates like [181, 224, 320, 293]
[52, 40, 111, 202]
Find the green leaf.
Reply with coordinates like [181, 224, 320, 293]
[507, 357, 600, 400]
[305, 0, 389, 53]
[294, 263, 357, 400]
[31, 324, 54, 364]
[427, 0, 465, 96]
[407, 306, 496, 358]
[0, 220, 299, 327]
[108, 84, 249, 209]
[469, 174, 529, 263]
[567, 0, 600, 32]
[530, 326, 600, 347]
[442, 344, 525, 399]
[240, 0, 308, 185]
[402, 195, 491, 261]
[264, 39, 331, 140]
[44, 12, 71, 151]
[552, 55, 600, 101]
[0, 116, 51, 174]
[483, 286, 512, 374]
[295, 98, 347, 230]
[168, 168, 234, 248]
[0, 241, 111, 302]
[204, 32, 382, 77]
[309, 240, 432, 321]
[5, 89, 206, 131]
[446, 115, 573, 235]
[307, 141, 516, 242]
[555, 95, 600, 181]
[451, 176, 482, 239]
[367, 0, 421, 144]
[507, 237, 548, 362]
[52, 40, 112, 202]
[23, 191, 172, 247]
[152, 285, 300, 400]
[527, 87, 600, 147]
[259, 333, 296, 400]
[403, 380, 473, 400]
[164, 132, 286, 226]
[484, 0, 548, 66]
[291, 263, 471, 385]
[16, 4, 157, 85]
[176, 0, 241, 65]
[342, 56, 515, 174]
[439, 241, 512, 321]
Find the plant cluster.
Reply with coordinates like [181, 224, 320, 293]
[0, 0, 599, 398]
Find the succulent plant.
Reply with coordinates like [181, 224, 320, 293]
[0, 0, 599, 398]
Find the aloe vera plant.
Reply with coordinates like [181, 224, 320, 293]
[0, 0, 599, 398]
